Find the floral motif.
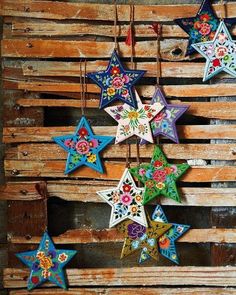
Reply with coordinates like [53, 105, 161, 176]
[58, 253, 68, 263]
[127, 222, 146, 239]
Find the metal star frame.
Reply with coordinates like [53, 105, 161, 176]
[129, 146, 190, 204]
[117, 218, 172, 263]
[53, 116, 114, 174]
[97, 168, 147, 227]
[152, 205, 190, 264]
[16, 231, 77, 290]
[174, 0, 236, 56]
[192, 20, 236, 81]
[140, 88, 188, 144]
[87, 50, 145, 109]
[105, 91, 164, 144]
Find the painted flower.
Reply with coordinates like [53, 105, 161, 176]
[39, 255, 53, 270]
[164, 166, 172, 175]
[200, 14, 210, 22]
[152, 170, 166, 182]
[115, 203, 128, 215]
[122, 75, 130, 83]
[123, 125, 130, 133]
[212, 58, 221, 67]
[120, 192, 132, 205]
[36, 251, 45, 260]
[145, 169, 153, 179]
[193, 21, 201, 30]
[121, 89, 129, 98]
[223, 55, 232, 63]
[147, 238, 156, 247]
[159, 235, 170, 249]
[31, 276, 39, 285]
[42, 270, 51, 279]
[131, 240, 140, 249]
[153, 111, 165, 123]
[135, 194, 142, 203]
[112, 191, 120, 203]
[87, 153, 97, 163]
[76, 140, 90, 155]
[177, 225, 184, 233]
[130, 205, 138, 214]
[107, 87, 116, 96]
[110, 66, 120, 75]
[112, 76, 124, 89]
[128, 111, 139, 120]
[199, 23, 211, 36]
[153, 160, 163, 168]
[209, 31, 216, 40]
[89, 138, 98, 148]
[123, 184, 131, 192]
[138, 124, 146, 133]
[147, 112, 153, 118]
[64, 139, 75, 149]
[218, 33, 228, 43]
[206, 44, 214, 55]
[127, 222, 146, 239]
[58, 253, 68, 263]
[71, 154, 81, 164]
[139, 168, 146, 176]
[117, 105, 124, 112]
[115, 114, 121, 120]
[145, 180, 155, 188]
[78, 127, 88, 137]
[171, 165, 178, 173]
[215, 46, 228, 58]
[156, 182, 166, 190]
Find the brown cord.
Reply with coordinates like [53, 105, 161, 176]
[113, 0, 118, 50]
[129, 4, 135, 69]
[126, 140, 131, 168]
[80, 60, 87, 116]
[220, 0, 226, 20]
[155, 23, 162, 86]
[35, 181, 48, 232]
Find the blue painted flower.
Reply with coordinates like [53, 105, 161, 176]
[147, 238, 156, 247]
[115, 204, 128, 215]
[131, 240, 140, 249]
[161, 120, 169, 130]
[145, 169, 153, 179]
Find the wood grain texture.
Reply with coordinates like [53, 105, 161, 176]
[3, 125, 236, 143]
[8, 288, 236, 295]
[4, 267, 236, 288]
[1, 2, 236, 21]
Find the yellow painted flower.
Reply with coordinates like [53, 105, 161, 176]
[156, 182, 165, 190]
[135, 195, 142, 202]
[87, 153, 97, 163]
[128, 111, 139, 120]
[107, 87, 116, 96]
[131, 205, 138, 214]
[37, 253, 53, 270]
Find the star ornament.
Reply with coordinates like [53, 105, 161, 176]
[130, 146, 190, 204]
[53, 116, 114, 174]
[105, 91, 164, 144]
[97, 168, 147, 227]
[87, 50, 145, 109]
[117, 218, 172, 263]
[152, 205, 190, 264]
[16, 231, 77, 290]
[174, 0, 236, 56]
[140, 88, 188, 144]
[192, 21, 236, 81]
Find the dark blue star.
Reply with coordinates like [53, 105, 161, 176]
[87, 50, 145, 109]
[174, 0, 236, 56]
[53, 116, 114, 174]
[16, 231, 77, 290]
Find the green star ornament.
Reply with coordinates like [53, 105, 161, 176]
[129, 146, 190, 204]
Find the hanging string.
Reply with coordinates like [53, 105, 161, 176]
[113, 0, 118, 51]
[129, 4, 135, 69]
[220, 0, 226, 20]
[126, 140, 130, 168]
[35, 181, 48, 232]
[80, 60, 87, 116]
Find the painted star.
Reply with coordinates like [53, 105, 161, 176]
[174, 0, 236, 56]
[152, 205, 190, 264]
[117, 218, 172, 263]
[16, 231, 77, 290]
[87, 50, 145, 109]
[140, 88, 188, 144]
[192, 21, 236, 81]
[129, 146, 190, 204]
[105, 91, 164, 144]
[97, 168, 147, 227]
[53, 116, 114, 174]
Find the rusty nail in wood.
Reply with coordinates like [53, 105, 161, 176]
[20, 189, 28, 195]
[11, 169, 19, 176]
[25, 234, 32, 240]
[11, 133, 15, 138]
[14, 104, 21, 111]
[27, 65, 33, 70]
[231, 149, 236, 155]
[24, 6, 30, 12]
[26, 42, 33, 48]
[24, 27, 31, 33]
[22, 151, 28, 156]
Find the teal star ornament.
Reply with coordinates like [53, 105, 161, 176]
[192, 20, 236, 81]
[87, 50, 145, 109]
[16, 231, 77, 290]
[53, 116, 114, 174]
[129, 146, 190, 204]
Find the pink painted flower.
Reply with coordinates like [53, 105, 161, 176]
[122, 75, 130, 83]
[139, 168, 146, 176]
[112, 76, 124, 89]
[152, 170, 166, 182]
[89, 138, 98, 148]
[76, 140, 90, 155]
[153, 111, 166, 123]
[64, 139, 75, 149]
[215, 46, 228, 58]
[120, 193, 132, 205]
[199, 23, 211, 36]
[121, 88, 129, 98]
[206, 44, 214, 56]
[171, 165, 178, 173]
[218, 33, 227, 44]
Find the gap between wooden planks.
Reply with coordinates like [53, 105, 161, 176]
[15, 82, 236, 98]
[8, 228, 236, 244]
[4, 160, 236, 182]
[4, 267, 236, 288]
[7, 287, 236, 295]
[0, 182, 235, 207]
[16, 100, 236, 120]
[5, 143, 236, 161]
[1, 2, 236, 21]
[3, 125, 236, 143]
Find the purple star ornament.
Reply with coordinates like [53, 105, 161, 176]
[140, 88, 188, 144]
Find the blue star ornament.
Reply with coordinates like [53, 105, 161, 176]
[87, 50, 145, 109]
[152, 205, 190, 264]
[192, 21, 236, 81]
[53, 116, 114, 174]
[16, 231, 77, 290]
[174, 0, 236, 56]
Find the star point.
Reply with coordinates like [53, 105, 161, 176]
[53, 116, 114, 174]
[87, 50, 145, 109]
[97, 168, 147, 227]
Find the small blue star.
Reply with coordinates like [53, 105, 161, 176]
[16, 231, 77, 290]
[53, 116, 114, 174]
[87, 50, 145, 109]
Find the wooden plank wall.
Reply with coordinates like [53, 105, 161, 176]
[0, 0, 236, 294]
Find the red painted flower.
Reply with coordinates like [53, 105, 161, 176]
[153, 112, 165, 123]
[159, 236, 170, 249]
[152, 170, 166, 182]
[199, 23, 211, 36]
[76, 140, 90, 155]
[213, 59, 220, 67]
[110, 66, 120, 75]
[123, 184, 131, 192]
[200, 14, 210, 22]
[153, 160, 163, 168]
[194, 21, 201, 30]
[144, 105, 150, 111]
[112, 77, 124, 89]
[78, 127, 88, 137]
[31, 276, 39, 285]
